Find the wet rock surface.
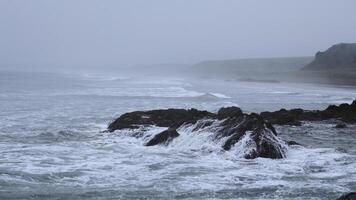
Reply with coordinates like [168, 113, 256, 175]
[145, 128, 179, 146]
[260, 100, 356, 125]
[217, 106, 243, 120]
[108, 101, 356, 159]
[336, 192, 356, 200]
[109, 107, 286, 159]
[108, 108, 214, 132]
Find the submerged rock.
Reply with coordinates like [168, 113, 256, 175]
[108, 107, 287, 159]
[336, 192, 356, 200]
[335, 122, 347, 129]
[287, 141, 301, 146]
[145, 128, 179, 146]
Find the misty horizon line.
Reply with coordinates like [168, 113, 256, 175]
[1, 41, 355, 73]
[0, 54, 317, 71]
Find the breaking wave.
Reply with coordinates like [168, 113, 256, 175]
[112, 118, 288, 160]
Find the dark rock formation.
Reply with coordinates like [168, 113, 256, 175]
[260, 109, 303, 126]
[336, 192, 356, 200]
[190, 112, 286, 159]
[108, 107, 287, 159]
[108, 108, 214, 132]
[107, 100, 356, 159]
[335, 122, 347, 129]
[217, 106, 243, 120]
[303, 43, 356, 71]
[145, 128, 179, 146]
[244, 126, 285, 159]
[217, 113, 283, 159]
[260, 100, 356, 125]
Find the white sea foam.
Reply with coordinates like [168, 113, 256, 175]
[207, 92, 231, 99]
[1, 122, 355, 199]
[228, 131, 257, 158]
[1, 73, 356, 199]
[49, 86, 205, 98]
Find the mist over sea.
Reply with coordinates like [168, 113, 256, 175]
[0, 71, 356, 199]
[1, 0, 356, 199]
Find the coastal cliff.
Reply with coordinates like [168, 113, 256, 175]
[303, 43, 356, 71]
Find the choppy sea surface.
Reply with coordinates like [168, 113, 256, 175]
[0, 71, 356, 200]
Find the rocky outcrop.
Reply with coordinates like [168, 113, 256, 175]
[145, 128, 179, 146]
[217, 106, 243, 120]
[108, 107, 287, 159]
[107, 100, 356, 159]
[336, 192, 356, 200]
[303, 43, 356, 71]
[260, 100, 356, 126]
[108, 108, 214, 132]
[260, 109, 303, 126]
[213, 112, 285, 159]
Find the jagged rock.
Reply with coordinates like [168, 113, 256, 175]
[145, 128, 179, 146]
[217, 113, 263, 139]
[108, 100, 356, 159]
[108, 107, 287, 159]
[108, 108, 215, 132]
[220, 113, 268, 150]
[245, 127, 286, 159]
[336, 192, 356, 200]
[217, 106, 243, 120]
[189, 112, 286, 159]
[218, 112, 283, 159]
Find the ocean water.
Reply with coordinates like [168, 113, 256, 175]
[0, 71, 356, 200]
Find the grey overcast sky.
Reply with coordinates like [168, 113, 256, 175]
[0, 0, 356, 71]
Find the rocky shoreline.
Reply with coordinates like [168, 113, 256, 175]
[107, 101, 356, 199]
[260, 100, 356, 126]
[107, 100, 356, 159]
[108, 107, 287, 159]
